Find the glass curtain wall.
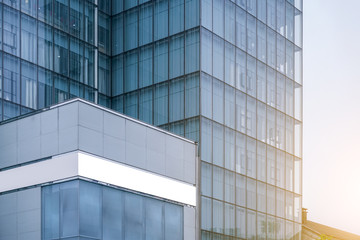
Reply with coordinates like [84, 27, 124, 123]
[110, 0, 302, 239]
[199, 0, 303, 239]
[0, 0, 100, 121]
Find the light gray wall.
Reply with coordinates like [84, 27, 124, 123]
[0, 188, 41, 240]
[0, 100, 197, 185]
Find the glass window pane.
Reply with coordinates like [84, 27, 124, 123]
[139, 3, 153, 46]
[267, 106, 276, 146]
[201, 73, 212, 119]
[112, 14, 123, 55]
[38, 0, 52, 24]
[21, 0, 37, 17]
[202, 162, 212, 197]
[225, 170, 235, 203]
[54, 30, 69, 76]
[213, 36, 224, 81]
[169, 34, 184, 78]
[257, 182, 266, 213]
[235, 174, 246, 206]
[154, 0, 168, 40]
[246, 137, 256, 178]
[98, 13, 111, 54]
[235, 132, 246, 175]
[201, 197, 212, 231]
[154, 39, 169, 83]
[257, 141, 266, 182]
[125, 9, 138, 51]
[267, 146, 276, 185]
[247, 15, 256, 56]
[201, 118, 212, 163]
[236, 207, 246, 238]
[38, 22, 53, 70]
[54, 0, 68, 31]
[213, 0, 224, 37]
[201, 29, 212, 74]
[213, 123, 224, 167]
[21, 61, 37, 109]
[21, 15, 37, 63]
[43, 185, 60, 240]
[60, 181, 79, 238]
[246, 96, 256, 138]
[235, 7, 246, 51]
[213, 166, 224, 200]
[38, 68, 53, 108]
[213, 79, 224, 123]
[146, 199, 163, 240]
[276, 188, 285, 218]
[170, 0, 184, 35]
[98, 54, 111, 95]
[235, 49, 246, 92]
[257, 21, 267, 63]
[154, 83, 168, 125]
[267, 185, 275, 215]
[225, 43, 235, 87]
[277, 34, 286, 74]
[185, 74, 199, 118]
[79, 181, 101, 239]
[257, 102, 266, 142]
[224, 86, 235, 129]
[4, 6, 20, 56]
[124, 51, 138, 92]
[212, 200, 223, 234]
[169, 78, 184, 122]
[139, 46, 153, 88]
[3, 54, 20, 104]
[103, 187, 123, 240]
[125, 92, 138, 119]
[277, 0, 285, 35]
[185, 29, 200, 74]
[165, 203, 183, 240]
[224, 203, 235, 236]
[247, 56, 256, 97]
[139, 88, 153, 124]
[224, 128, 235, 170]
[276, 149, 285, 188]
[257, 0, 266, 23]
[124, 193, 144, 240]
[267, 28, 276, 68]
[286, 192, 294, 220]
[225, 1, 235, 44]
[247, 178, 256, 210]
[257, 213, 266, 240]
[247, 210, 256, 239]
[185, 0, 199, 29]
[201, 0, 212, 30]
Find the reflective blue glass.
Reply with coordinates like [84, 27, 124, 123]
[154, 0, 168, 40]
[79, 181, 102, 239]
[4, 6, 20, 56]
[170, 0, 185, 35]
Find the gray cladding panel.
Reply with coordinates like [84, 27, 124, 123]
[0, 100, 197, 185]
[0, 188, 41, 240]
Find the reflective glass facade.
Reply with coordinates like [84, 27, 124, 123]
[42, 180, 184, 240]
[112, 0, 303, 239]
[0, 0, 303, 239]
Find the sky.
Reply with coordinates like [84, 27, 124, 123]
[303, 0, 360, 235]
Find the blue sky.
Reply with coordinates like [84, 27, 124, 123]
[303, 0, 360, 235]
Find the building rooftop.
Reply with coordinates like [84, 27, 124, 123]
[303, 220, 360, 240]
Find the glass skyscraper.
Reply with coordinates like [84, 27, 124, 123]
[0, 0, 303, 239]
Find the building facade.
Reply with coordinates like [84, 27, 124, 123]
[0, 0, 303, 239]
[0, 99, 198, 240]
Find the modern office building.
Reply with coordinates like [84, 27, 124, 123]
[0, 99, 198, 240]
[0, 0, 303, 239]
